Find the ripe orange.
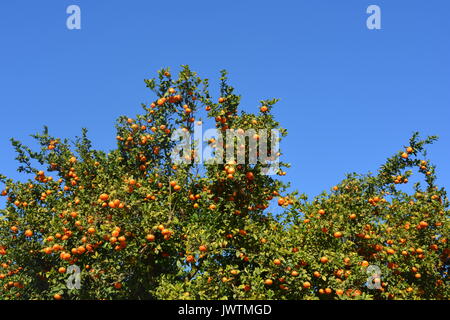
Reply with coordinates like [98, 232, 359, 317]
[161, 229, 171, 236]
[260, 106, 268, 112]
[264, 279, 273, 285]
[24, 229, 33, 237]
[318, 209, 326, 215]
[239, 229, 247, 236]
[146, 234, 155, 242]
[273, 259, 281, 266]
[303, 281, 311, 289]
[58, 267, 66, 274]
[199, 245, 207, 252]
[54, 293, 62, 300]
[320, 256, 328, 264]
[87, 227, 96, 234]
[100, 193, 109, 201]
[419, 221, 428, 228]
[333, 231, 343, 238]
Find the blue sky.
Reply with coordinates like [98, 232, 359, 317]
[0, 0, 449, 201]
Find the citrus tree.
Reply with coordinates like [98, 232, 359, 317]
[0, 66, 448, 300]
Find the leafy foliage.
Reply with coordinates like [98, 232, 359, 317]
[0, 67, 448, 300]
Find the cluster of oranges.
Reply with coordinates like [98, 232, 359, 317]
[0, 67, 447, 300]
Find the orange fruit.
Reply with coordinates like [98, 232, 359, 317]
[419, 221, 428, 228]
[320, 256, 328, 264]
[333, 231, 343, 238]
[99, 193, 109, 201]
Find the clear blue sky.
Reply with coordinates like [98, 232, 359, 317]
[0, 0, 449, 200]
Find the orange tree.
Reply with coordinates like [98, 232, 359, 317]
[0, 66, 448, 300]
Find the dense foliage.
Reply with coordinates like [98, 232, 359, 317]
[0, 67, 448, 300]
